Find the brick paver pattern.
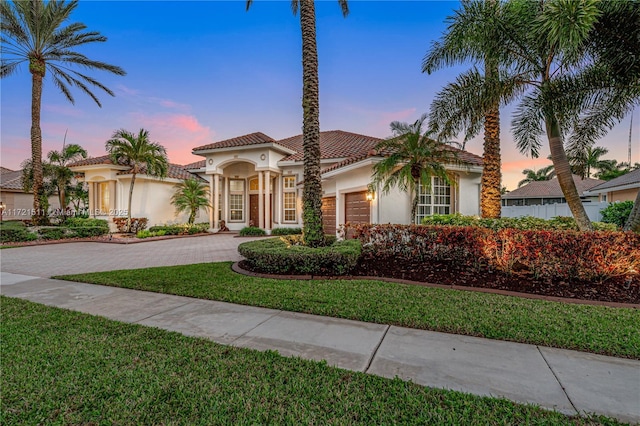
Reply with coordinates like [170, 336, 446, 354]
[0, 234, 258, 277]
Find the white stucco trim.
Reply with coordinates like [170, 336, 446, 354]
[584, 182, 640, 195]
[322, 158, 378, 179]
[193, 143, 297, 156]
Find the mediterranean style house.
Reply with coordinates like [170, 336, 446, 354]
[69, 130, 483, 234]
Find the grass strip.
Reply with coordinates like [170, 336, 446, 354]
[1, 296, 621, 425]
[55, 262, 640, 359]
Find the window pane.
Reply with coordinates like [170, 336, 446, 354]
[230, 180, 244, 192]
[99, 182, 109, 213]
[283, 192, 296, 221]
[249, 178, 259, 191]
[284, 176, 295, 189]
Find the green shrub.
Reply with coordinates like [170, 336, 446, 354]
[238, 237, 361, 275]
[67, 226, 109, 238]
[422, 214, 587, 231]
[65, 218, 109, 228]
[239, 226, 266, 236]
[37, 227, 66, 240]
[136, 229, 167, 239]
[600, 201, 633, 228]
[0, 226, 37, 243]
[270, 227, 303, 236]
[149, 223, 209, 236]
[592, 221, 619, 231]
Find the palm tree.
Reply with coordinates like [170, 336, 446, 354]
[20, 158, 56, 222]
[105, 129, 168, 232]
[425, 0, 640, 231]
[567, 146, 610, 179]
[47, 135, 87, 210]
[423, 0, 508, 219]
[246, 0, 349, 247]
[517, 165, 555, 188]
[1, 0, 126, 224]
[171, 178, 210, 225]
[372, 114, 461, 222]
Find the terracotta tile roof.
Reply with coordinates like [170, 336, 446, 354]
[277, 130, 383, 162]
[587, 168, 640, 192]
[192, 132, 276, 152]
[113, 163, 199, 181]
[68, 155, 118, 167]
[0, 169, 24, 191]
[183, 160, 206, 170]
[320, 139, 483, 175]
[69, 155, 202, 181]
[503, 176, 604, 199]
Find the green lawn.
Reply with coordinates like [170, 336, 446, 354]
[55, 262, 640, 359]
[1, 297, 620, 425]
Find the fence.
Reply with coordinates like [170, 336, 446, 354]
[501, 202, 609, 222]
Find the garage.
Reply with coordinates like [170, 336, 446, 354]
[321, 196, 336, 235]
[345, 191, 370, 238]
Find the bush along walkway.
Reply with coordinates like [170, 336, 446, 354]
[3, 271, 639, 424]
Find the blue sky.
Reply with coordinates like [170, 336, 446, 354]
[1, 0, 638, 190]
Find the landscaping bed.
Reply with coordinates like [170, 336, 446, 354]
[352, 257, 639, 304]
[349, 224, 640, 304]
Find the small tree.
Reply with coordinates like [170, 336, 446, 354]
[171, 178, 210, 224]
[105, 128, 168, 232]
[47, 138, 87, 209]
[372, 114, 461, 222]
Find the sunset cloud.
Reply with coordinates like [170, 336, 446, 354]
[128, 112, 215, 165]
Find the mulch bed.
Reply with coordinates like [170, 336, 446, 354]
[352, 257, 640, 305]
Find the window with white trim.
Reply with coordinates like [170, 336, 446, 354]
[98, 182, 110, 214]
[415, 177, 451, 224]
[229, 179, 244, 221]
[283, 176, 296, 222]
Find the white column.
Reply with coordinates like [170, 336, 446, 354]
[258, 171, 264, 228]
[213, 174, 220, 231]
[223, 177, 229, 223]
[264, 170, 271, 230]
[208, 175, 215, 232]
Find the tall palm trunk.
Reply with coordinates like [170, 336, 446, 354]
[481, 103, 502, 218]
[300, 0, 324, 247]
[480, 2, 502, 219]
[623, 190, 640, 232]
[127, 173, 136, 232]
[59, 187, 66, 212]
[545, 114, 593, 231]
[30, 59, 45, 224]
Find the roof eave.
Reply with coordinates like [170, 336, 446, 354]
[192, 142, 297, 156]
[584, 181, 640, 195]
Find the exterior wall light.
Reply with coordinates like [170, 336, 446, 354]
[365, 191, 375, 201]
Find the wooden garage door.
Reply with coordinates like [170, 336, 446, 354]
[345, 191, 370, 238]
[321, 196, 336, 235]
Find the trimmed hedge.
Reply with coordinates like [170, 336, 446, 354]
[239, 226, 266, 236]
[0, 218, 109, 243]
[149, 223, 209, 235]
[421, 213, 618, 231]
[238, 237, 361, 275]
[270, 227, 303, 236]
[351, 224, 639, 283]
[0, 226, 38, 243]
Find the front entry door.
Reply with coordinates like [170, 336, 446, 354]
[249, 194, 272, 228]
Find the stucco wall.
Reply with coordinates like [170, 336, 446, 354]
[0, 191, 60, 220]
[608, 188, 638, 203]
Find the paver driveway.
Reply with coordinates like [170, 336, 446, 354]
[0, 234, 258, 277]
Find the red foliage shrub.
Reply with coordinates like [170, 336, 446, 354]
[349, 224, 640, 283]
[112, 217, 148, 233]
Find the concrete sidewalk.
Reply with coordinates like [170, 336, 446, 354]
[2, 271, 639, 424]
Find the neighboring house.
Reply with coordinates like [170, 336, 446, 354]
[501, 176, 603, 206]
[69, 130, 483, 233]
[583, 168, 640, 203]
[0, 167, 60, 220]
[68, 156, 208, 227]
